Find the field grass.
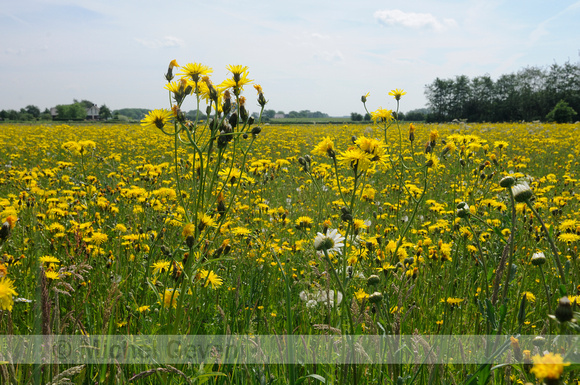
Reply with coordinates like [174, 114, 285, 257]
[0, 119, 579, 384]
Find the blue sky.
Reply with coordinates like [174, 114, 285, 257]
[1, 0, 579, 116]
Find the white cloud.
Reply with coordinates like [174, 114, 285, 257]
[311, 33, 330, 39]
[314, 50, 344, 62]
[134, 36, 185, 49]
[374, 9, 457, 31]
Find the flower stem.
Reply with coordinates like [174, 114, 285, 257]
[525, 199, 566, 287]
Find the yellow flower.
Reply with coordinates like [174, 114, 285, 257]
[295, 216, 313, 229]
[141, 109, 173, 130]
[137, 305, 150, 313]
[522, 291, 536, 303]
[89, 232, 108, 245]
[355, 288, 369, 301]
[443, 297, 464, 306]
[45, 271, 60, 280]
[198, 269, 223, 289]
[159, 288, 179, 309]
[40, 256, 61, 265]
[3, 215, 17, 229]
[152, 260, 171, 275]
[221, 64, 253, 92]
[493, 141, 509, 149]
[177, 62, 212, 83]
[361, 92, 370, 103]
[232, 226, 251, 237]
[388, 88, 406, 100]
[337, 148, 373, 172]
[198, 213, 217, 232]
[182, 223, 195, 238]
[311, 137, 335, 157]
[530, 352, 569, 381]
[429, 130, 439, 144]
[370, 107, 394, 123]
[226, 64, 249, 78]
[0, 277, 18, 311]
[355, 136, 387, 164]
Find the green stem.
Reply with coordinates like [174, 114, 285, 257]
[466, 218, 490, 299]
[525, 199, 566, 287]
[322, 248, 357, 385]
[538, 264, 552, 308]
[273, 254, 295, 385]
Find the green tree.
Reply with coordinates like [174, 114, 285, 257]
[39, 108, 52, 121]
[7, 110, 19, 120]
[263, 109, 276, 119]
[25, 105, 41, 119]
[55, 102, 87, 120]
[75, 99, 96, 109]
[350, 112, 363, 121]
[99, 104, 112, 120]
[546, 100, 577, 123]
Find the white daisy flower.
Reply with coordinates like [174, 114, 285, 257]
[314, 228, 345, 255]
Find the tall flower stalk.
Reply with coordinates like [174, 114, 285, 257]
[141, 60, 266, 334]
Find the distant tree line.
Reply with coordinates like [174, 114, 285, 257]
[0, 103, 216, 123]
[350, 112, 371, 121]
[424, 60, 580, 123]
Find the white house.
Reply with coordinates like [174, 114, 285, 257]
[86, 104, 99, 120]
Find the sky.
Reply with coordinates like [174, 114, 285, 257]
[1, 0, 579, 117]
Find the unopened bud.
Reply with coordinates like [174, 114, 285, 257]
[368, 292, 383, 304]
[555, 296, 573, 323]
[367, 275, 380, 286]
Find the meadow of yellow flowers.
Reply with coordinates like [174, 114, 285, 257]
[0, 61, 579, 384]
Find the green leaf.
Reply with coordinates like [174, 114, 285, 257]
[464, 363, 491, 385]
[296, 374, 327, 384]
[193, 372, 227, 384]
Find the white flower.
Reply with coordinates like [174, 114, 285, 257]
[314, 229, 345, 255]
[531, 251, 546, 266]
[306, 299, 318, 308]
[316, 290, 343, 307]
[511, 181, 533, 202]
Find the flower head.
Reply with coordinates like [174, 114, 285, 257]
[45, 271, 60, 280]
[311, 137, 335, 158]
[0, 277, 18, 311]
[221, 65, 253, 94]
[314, 228, 345, 255]
[40, 256, 61, 265]
[370, 107, 394, 124]
[254, 84, 267, 107]
[530, 352, 569, 382]
[141, 109, 173, 130]
[182, 223, 195, 238]
[159, 288, 179, 309]
[177, 62, 212, 83]
[388, 88, 406, 100]
[337, 148, 373, 172]
[511, 181, 533, 203]
[355, 136, 386, 163]
[198, 269, 223, 289]
[165, 59, 180, 81]
[152, 260, 171, 275]
[531, 251, 546, 266]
